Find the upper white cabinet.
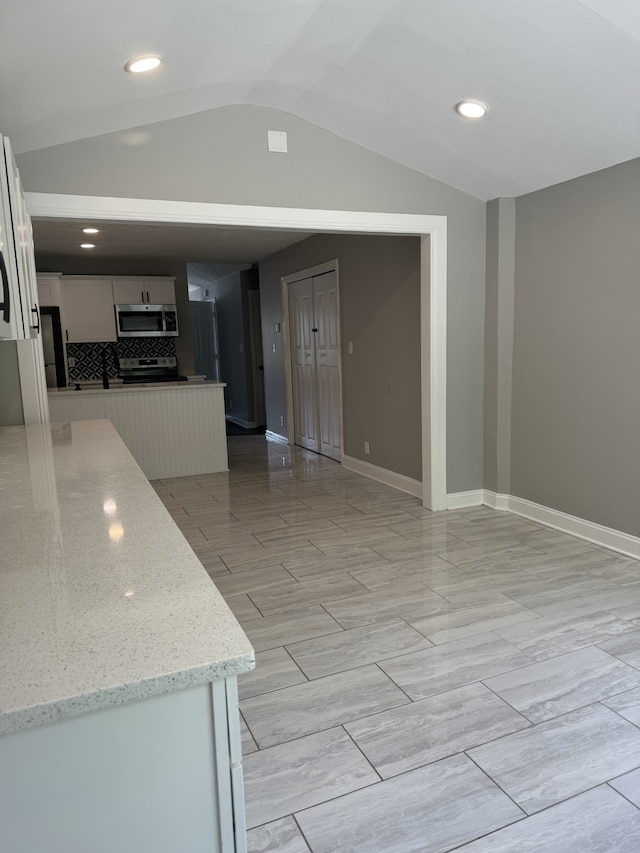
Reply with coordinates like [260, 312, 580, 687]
[60, 278, 117, 343]
[0, 135, 40, 342]
[37, 273, 62, 307]
[50, 276, 176, 343]
[112, 278, 175, 305]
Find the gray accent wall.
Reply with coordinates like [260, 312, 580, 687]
[511, 157, 640, 536]
[260, 234, 421, 480]
[484, 198, 515, 495]
[18, 104, 486, 493]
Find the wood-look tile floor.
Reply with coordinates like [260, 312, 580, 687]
[152, 437, 640, 852]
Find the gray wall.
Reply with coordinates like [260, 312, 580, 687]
[19, 103, 486, 493]
[483, 198, 515, 495]
[0, 341, 24, 426]
[35, 255, 194, 374]
[187, 265, 257, 424]
[260, 234, 422, 481]
[511, 157, 640, 536]
[484, 201, 499, 493]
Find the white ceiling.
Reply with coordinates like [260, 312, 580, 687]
[2, 0, 639, 199]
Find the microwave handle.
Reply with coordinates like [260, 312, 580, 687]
[141, 290, 144, 302]
[0, 249, 10, 323]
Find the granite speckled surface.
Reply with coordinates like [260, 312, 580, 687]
[48, 380, 225, 395]
[0, 419, 254, 735]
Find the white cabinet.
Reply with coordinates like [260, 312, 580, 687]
[0, 135, 40, 342]
[54, 275, 175, 344]
[113, 277, 175, 305]
[0, 134, 49, 424]
[60, 278, 117, 343]
[0, 679, 247, 853]
[36, 273, 62, 307]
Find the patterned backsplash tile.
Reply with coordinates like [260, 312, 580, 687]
[67, 339, 177, 382]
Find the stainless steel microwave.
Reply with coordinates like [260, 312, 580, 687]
[115, 304, 179, 338]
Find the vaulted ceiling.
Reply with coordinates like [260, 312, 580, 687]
[2, 0, 639, 200]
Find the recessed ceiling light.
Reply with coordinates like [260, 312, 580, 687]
[124, 54, 162, 74]
[455, 100, 488, 119]
[80, 243, 95, 249]
[83, 227, 99, 234]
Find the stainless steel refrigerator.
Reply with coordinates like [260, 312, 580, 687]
[40, 306, 66, 388]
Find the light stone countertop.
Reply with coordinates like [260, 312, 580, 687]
[0, 419, 254, 735]
[48, 380, 226, 395]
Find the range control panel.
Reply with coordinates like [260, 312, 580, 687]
[119, 357, 177, 370]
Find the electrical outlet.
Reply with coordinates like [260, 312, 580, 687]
[348, 341, 353, 354]
[280, 416, 284, 427]
[364, 441, 370, 455]
[67, 357, 76, 367]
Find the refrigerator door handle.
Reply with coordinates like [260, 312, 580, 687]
[0, 249, 10, 323]
[31, 303, 40, 334]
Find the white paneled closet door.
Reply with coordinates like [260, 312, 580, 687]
[288, 270, 342, 461]
[289, 277, 317, 451]
[314, 271, 342, 460]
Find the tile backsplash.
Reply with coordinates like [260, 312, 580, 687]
[67, 339, 177, 382]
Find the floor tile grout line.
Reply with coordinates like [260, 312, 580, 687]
[290, 814, 315, 852]
[463, 750, 529, 820]
[605, 780, 640, 812]
[340, 725, 384, 783]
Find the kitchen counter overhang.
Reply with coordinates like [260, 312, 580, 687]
[0, 419, 254, 736]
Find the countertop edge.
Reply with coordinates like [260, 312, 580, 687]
[48, 382, 227, 396]
[0, 651, 255, 736]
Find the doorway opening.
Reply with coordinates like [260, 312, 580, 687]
[40, 306, 66, 388]
[190, 299, 221, 382]
[25, 193, 447, 510]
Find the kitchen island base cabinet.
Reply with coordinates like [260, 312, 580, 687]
[0, 678, 247, 853]
[48, 383, 228, 480]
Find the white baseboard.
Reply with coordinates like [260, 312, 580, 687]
[341, 455, 423, 498]
[507, 495, 640, 560]
[445, 489, 640, 558]
[481, 490, 510, 511]
[265, 430, 288, 444]
[446, 490, 484, 510]
[225, 415, 258, 429]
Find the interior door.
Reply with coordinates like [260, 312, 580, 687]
[289, 277, 317, 451]
[248, 291, 266, 426]
[288, 267, 343, 460]
[313, 270, 342, 461]
[190, 299, 220, 381]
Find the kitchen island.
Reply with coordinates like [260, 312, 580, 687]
[48, 380, 228, 479]
[0, 419, 254, 853]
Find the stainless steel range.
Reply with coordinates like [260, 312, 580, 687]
[118, 356, 187, 384]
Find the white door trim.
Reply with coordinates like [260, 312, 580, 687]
[25, 192, 447, 511]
